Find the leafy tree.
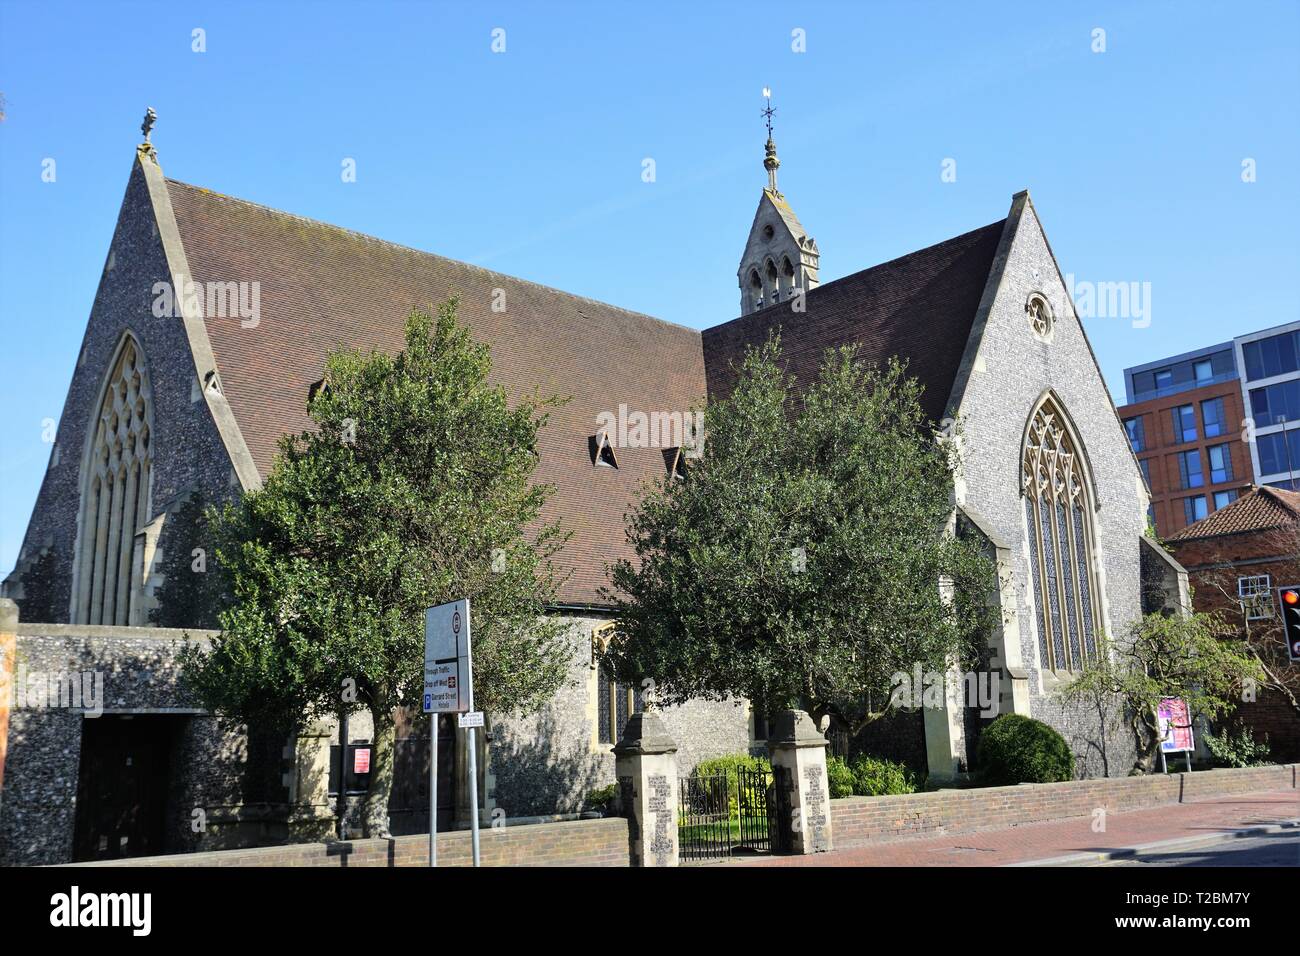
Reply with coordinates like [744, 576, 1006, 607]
[1058, 612, 1265, 774]
[181, 301, 571, 837]
[601, 337, 997, 740]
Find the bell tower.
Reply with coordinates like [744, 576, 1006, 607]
[737, 90, 819, 316]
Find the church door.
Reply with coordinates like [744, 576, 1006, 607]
[72, 714, 182, 861]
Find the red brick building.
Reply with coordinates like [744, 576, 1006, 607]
[1119, 377, 1251, 539]
[1167, 486, 1300, 761]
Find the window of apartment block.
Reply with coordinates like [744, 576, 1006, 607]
[1243, 330, 1300, 382]
[1201, 397, 1227, 438]
[1124, 416, 1146, 452]
[1177, 449, 1204, 489]
[1155, 368, 1174, 391]
[1194, 359, 1213, 383]
[1257, 428, 1300, 477]
[1213, 488, 1239, 509]
[1238, 574, 1274, 621]
[1182, 495, 1207, 525]
[1139, 458, 1151, 485]
[1207, 444, 1233, 483]
[1172, 404, 1197, 443]
[1249, 379, 1300, 427]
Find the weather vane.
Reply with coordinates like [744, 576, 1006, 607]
[761, 87, 776, 138]
[141, 107, 157, 144]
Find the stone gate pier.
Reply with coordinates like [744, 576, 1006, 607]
[768, 709, 833, 854]
[612, 711, 679, 867]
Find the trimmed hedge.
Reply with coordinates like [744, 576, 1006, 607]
[977, 714, 1074, 785]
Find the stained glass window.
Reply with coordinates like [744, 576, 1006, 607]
[1022, 397, 1100, 672]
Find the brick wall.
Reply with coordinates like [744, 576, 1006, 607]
[68, 816, 630, 867]
[830, 763, 1298, 848]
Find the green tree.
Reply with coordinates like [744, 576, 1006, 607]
[601, 337, 997, 739]
[181, 301, 571, 836]
[1058, 612, 1265, 774]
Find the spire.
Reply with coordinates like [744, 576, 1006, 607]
[761, 87, 780, 193]
[737, 89, 818, 316]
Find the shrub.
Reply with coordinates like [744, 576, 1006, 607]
[692, 753, 772, 818]
[1204, 727, 1272, 768]
[826, 755, 855, 798]
[849, 755, 917, 796]
[977, 714, 1074, 785]
[584, 784, 619, 814]
[693, 752, 771, 789]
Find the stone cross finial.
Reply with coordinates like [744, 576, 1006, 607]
[141, 107, 157, 143]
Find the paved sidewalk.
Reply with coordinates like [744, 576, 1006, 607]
[730, 789, 1300, 867]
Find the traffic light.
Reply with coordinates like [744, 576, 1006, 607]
[1280, 586, 1300, 663]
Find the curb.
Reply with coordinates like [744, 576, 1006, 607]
[1010, 819, 1300, 867]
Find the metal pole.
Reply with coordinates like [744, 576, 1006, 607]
[467, 691, 481, 866]
[337, 710, 349, 840]
[429, 714, 437, 867]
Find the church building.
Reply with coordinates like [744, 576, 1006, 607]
[0, 112, 1185, 863]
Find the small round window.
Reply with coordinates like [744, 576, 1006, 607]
[762, 224, 775, 241]
[1026, 292, 1053, 339]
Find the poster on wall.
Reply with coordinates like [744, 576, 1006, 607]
[1157, 697, 1194, 753]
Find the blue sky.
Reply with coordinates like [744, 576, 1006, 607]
[2, 0, 1298, 573]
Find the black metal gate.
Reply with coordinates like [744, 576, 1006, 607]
[678, 765, 792, 862]
[678, 773, 731, 861]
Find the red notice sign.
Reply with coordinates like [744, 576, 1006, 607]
[353, 747, 371, 774]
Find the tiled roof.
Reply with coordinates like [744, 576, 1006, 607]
[168, 180, 707, 606]
[1168, 486, 1300, 541]
[167, 179, 1005, 605]
[704, 220, 1006, 423]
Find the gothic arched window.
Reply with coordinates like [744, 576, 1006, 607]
[1021, 396, 1099, 673]
[74, 335, 153, 625]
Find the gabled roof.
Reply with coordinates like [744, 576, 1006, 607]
[164, 175, 1010, 607]
[763, 188, 811, 243]
[1168, 486, 1300, 541]
[706, 219, 1006, 423]
[166, 179, 707, 606]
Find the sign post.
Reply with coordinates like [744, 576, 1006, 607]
[1157, 696, 1195, 773]
[423, 599, 479, 867]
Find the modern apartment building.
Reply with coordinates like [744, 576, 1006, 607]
[1119, 320, 1300, 538]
